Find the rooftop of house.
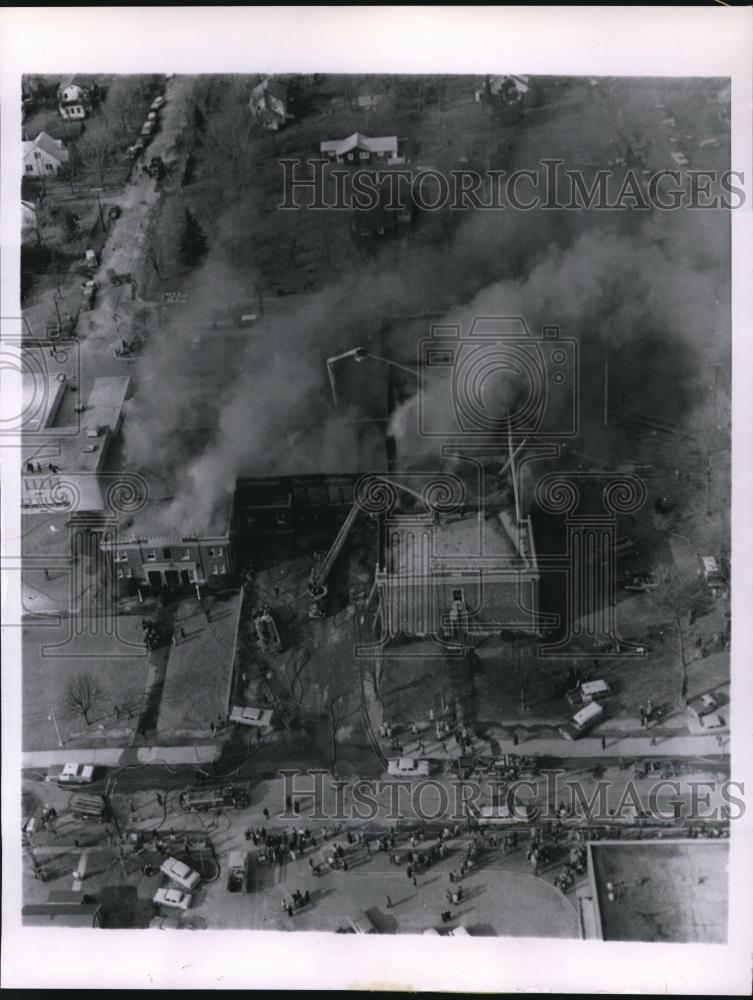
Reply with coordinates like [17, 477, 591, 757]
[386, 508, 526, 577]
[102, 493, 233, 547]
[22, 131, 69, 162]
[320, 132, 398, 157]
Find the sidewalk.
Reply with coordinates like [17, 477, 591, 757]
[384, 723, 729, 763]
[21, 745, 222, 770]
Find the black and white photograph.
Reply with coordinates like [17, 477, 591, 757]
[1, 7, 752, 994]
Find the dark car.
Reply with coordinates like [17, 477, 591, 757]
[108, 205, 121, 221]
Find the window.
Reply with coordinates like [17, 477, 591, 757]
[452, 588, 464, 604]
[45, 163, 53, 172]
[181, 548, 191, 560]
[115, 551, 128, 562]
[25, 164, 33, 173]
[163, 548, 172, 560]
[359, 151, 369, 160]
[208, 546, 223, 558]
[118, 567, 132, 579]
[346, 153, 354, 161]
[34, 151, 41, 159]
[275, 513, 286, 526]
[146, 548, 156, 561]
[188, 568, 197, 583]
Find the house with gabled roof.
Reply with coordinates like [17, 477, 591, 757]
[22, 132, 69, 177]
[320, 132, 399, 165]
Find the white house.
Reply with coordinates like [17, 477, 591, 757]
[57, 78, 88, 120]
[319, 132, 399, 165]
[22, 132, 69, 177]
[475, 75, 531, 104]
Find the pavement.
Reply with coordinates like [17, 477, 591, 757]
[22, 745, 221, 769]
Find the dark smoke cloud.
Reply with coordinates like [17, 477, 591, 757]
[122, 164, 728, 535]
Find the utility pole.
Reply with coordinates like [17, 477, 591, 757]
[48, 708, 64, 747]
[92, 187, 106, 232]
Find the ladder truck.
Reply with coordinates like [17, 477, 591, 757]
[306, 499, 362, 619]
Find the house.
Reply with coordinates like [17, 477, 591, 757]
[249, 77, 290, 131]
[99, 496, 234, 595]
[57, 77, 89, 120]
[373, 452, 540, 640]
[320, 132, 399, 165]
[22, 132, 69, 177]
[475, 74, 531, 105]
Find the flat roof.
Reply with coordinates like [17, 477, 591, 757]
[84, 376, 130, 432]
[388, 510, 524, 576]
[103, 494, 233, 545]
[21, 374, 67, 432]
[589, 840, 728, 943]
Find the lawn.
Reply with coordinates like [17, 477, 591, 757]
[22, 617, 150, 750]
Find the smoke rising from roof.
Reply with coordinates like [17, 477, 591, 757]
[123, 183, 728, 536]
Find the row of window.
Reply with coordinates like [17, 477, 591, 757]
[114, 545, 223, 562]
[25, 163, 55, 173]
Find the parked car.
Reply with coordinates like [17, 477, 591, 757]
[566, 679, 612, 706]
[695, 712, 726, 732]
[153, 887, 192, 912]
[559, 700, 605, 741]
[126, 140, 145, 159]
[141, 120, 155, 137]
[55, 763, 94, 785]
[448, 925, 471, 937]
[387, 758, 430, 777]
[150, 95, 166, 111]
[160, 857, 201, 891]
[687, 693, 718, 719]
[108, 205, 121, 221]
[347, 912, 377, 934]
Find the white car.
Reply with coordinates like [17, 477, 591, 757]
[153, 887, 192, 911]
[347, 912, 376, 934]
[150, 95, 166, 111]
[160, 857, 201, 891]
[56, 763, 95, 785]
[387, 758, 430, 777]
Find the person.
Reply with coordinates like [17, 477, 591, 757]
[304, 890, 310, 905]
[287, 904, 294, 918]
[244, 828, 251, 841]
[406, 865, 413, 879]
[412, 876, 418, 887]
[385, 895, 393, 909]
[263, 807, 270, 820]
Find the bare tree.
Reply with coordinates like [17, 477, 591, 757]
[64, 671, 104, 725]
[649, 562, 707, 705]
[501, 631, 537, 711]
[75, 119, 118, 187]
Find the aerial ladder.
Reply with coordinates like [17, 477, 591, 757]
[307, 499, 362, 619]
